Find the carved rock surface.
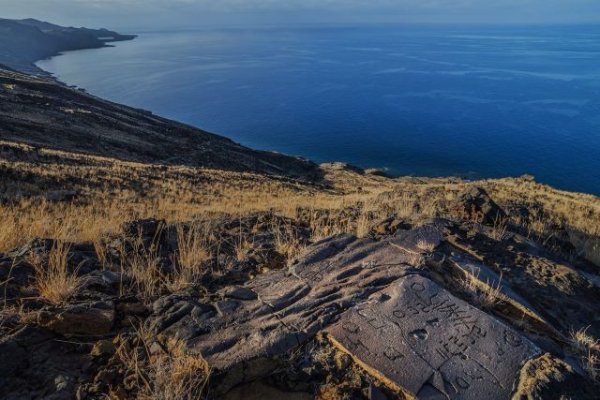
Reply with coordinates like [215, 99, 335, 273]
[3, 217, 595, 399]
[326, 274, 540, 399]
[188, 234, 418, 371]
[141, 223, 581, 398]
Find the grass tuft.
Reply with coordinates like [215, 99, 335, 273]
[115, 325, 210, 399]
[169, 222, 210, 291]
[32, 241, 82, 305]
[570, 326, 600, 381]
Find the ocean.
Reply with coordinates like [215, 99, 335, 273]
[37, 24, 600, 195]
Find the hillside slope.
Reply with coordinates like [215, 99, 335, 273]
[0, 68, 320, 179]
[1, 142, 600, 398]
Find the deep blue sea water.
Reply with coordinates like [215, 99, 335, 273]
[37, 25, 600, 195]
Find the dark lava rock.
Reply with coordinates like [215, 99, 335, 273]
[0, 256, 35, 286]
[121, 218, 166, 239]
[25, 301, 115, 336]
[0, 325, 94, 399]
[451, 186, 506, 225]
[223, 286, 258, 301]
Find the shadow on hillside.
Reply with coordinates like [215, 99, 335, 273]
[0, 68, 327, 184]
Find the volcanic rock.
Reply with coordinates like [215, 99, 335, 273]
[26, 301, 115, 335]
[326, 274, 540, 399]
[451, 187, 506, 225]
[143, 222, 572, 397]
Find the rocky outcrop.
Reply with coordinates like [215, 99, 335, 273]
[138, 221, 597, 398]
[1, 215, 599, 399]
[23, 302, 115, 336]
[450, 187, 506, 225]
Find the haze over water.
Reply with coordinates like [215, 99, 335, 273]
[38, 24, 600, 195]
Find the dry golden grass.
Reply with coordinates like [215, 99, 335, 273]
[461, 268, 507, 310]
[31, 241, 82, 305]
[1, 140, 599, 268]
[490, 216, 509, 241]
[146, 340, 210, 400]
[308, 211, 357, 242]
[115, 326, 210, 399]
[118, 234, 166, 300]
[0, 143, 382, 254]
[115, 221, 210, 298]
[234, 236, 252, 262]
[570, 326, 600, 381]
[378, 177, 600, 264]
[169, 222, 211, 291]
[92, 235, 108, 270]
[355, 211, 372, 239]
[0, 200, 135, 253]
[416, 239, 436, 253]
[272, 219, 306, 265]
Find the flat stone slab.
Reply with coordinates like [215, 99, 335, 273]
[326, 274, 540, 400]
[147, 227, 545, 396]
[188, 235, 417, 370]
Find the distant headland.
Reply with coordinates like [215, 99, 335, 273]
[0, 18, 135, 75]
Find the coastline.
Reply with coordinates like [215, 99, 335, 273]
[2, 16, 600, 400]
[32, 42, 599, 196]
[4, 23, 600, 196]
[28, 26, 600, 196]
[0, 18, 136, 77]
[11, 48, 600, 199]
[33, 47, 104, 79]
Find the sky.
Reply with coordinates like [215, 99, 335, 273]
[1, 0, 599, 30]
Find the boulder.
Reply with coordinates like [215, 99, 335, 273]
[372, 217, 410, 236]
[121, 218, 166, 239]
[223, 286, 258, 301]
[451, 187, 506, 225]
[0, 256, 35, 286]
[27, 301, 114, 335]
